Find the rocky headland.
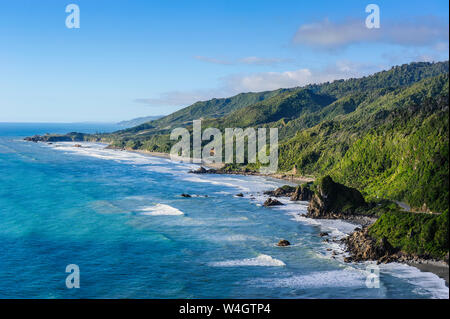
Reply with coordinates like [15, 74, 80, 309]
[261, 175, 448, 284]
[24, 132, 88, 143]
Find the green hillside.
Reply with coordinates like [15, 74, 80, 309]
[79, 61, 449, 213]
[116, 89, 289, 136]
[279, 74, 449, 213]
[30, 60, 448, 261]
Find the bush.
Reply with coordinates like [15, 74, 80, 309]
[369, 210, 449, 259]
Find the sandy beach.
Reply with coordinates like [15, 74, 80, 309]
[407, 260, 449, 286]
[129, 148, 315, 184]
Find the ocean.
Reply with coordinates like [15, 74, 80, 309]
[0, 123, 447, 298]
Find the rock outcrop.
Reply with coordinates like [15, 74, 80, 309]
[342, 227, 399, 263]
[24, 132, 87, 143]
[307, 175, 366, 219]
[263, 185, 296, 197]
[277, 240, 291, 247]
[290, 184, 314, 201]
[263, 198, 284, 207]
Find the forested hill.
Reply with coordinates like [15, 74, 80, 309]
[106, 61, 448, 140]
[116, 88, 290, 135]
[279, 73, 449, 213]
[40, 61, 449, 213]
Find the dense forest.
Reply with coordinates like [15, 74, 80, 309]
[89, 61, 448, 215]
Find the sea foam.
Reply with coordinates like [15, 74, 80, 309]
[209, 254, 285, 267]
[250, 268, 367, 289]
[138, 204, 184, 216]
[380, 263, 449, 299]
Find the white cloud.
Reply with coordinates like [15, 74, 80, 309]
[293, 17, 449, 50]
[222, 60, 378, 92]
[223, 69, 314, 92]
[135, 61, 380, 107]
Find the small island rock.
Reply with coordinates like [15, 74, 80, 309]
[263, 198, 284, 207]
[277, 240, 291, 247]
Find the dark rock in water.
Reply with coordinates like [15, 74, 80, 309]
[263, 198, 284, 207]
[307, 175, 366, 219]
[24, 135, 43, 143]
[189, 166, 217, 174]
[277, 239, 291, 247]
[181, 193, 191, 198]
[189, 166, 207, 174]
[319, 232, 329, 237]
[73, 144, 82, 148]
[290, 184, 314, 201]
[264, 185, 296, 197]
[236, 193, 244, 197]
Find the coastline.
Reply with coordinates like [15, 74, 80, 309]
[407, 260, 449, 286]
[128, 148, 315, 184]
[126, 146, 449, 286]
[29, 141, 450, 291]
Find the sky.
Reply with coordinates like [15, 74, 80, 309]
[0, 0, 448, 122]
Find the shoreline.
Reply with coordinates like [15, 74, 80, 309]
[128, 148, 315, 184]
[406, 260, 449, 286]
[107, 145, 450, 286]
[39, 141, 450, 289]
[130, 147, 449, 286]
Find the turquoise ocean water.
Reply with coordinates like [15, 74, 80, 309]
[0, 123, 447, 298]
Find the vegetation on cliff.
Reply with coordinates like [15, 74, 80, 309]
[279, 74, 449, 213]
[369, 209, 449, 260]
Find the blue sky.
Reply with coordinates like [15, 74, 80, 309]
[0, 0, 448, 122]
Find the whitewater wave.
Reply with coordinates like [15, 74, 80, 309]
[250, 268, 367, 289]
[137, 204, 184, 216]
[209, 254, 285, 267]
[288, 212, 358, 239]
[379, 263, 449, 299]
[48, 142, 168, 165]
[43, 142, 448, 298]
[208, 234, 262, 242]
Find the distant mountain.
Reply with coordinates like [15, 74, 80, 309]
[115, 89, 291, 136]
[117, 115, 164, 127]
